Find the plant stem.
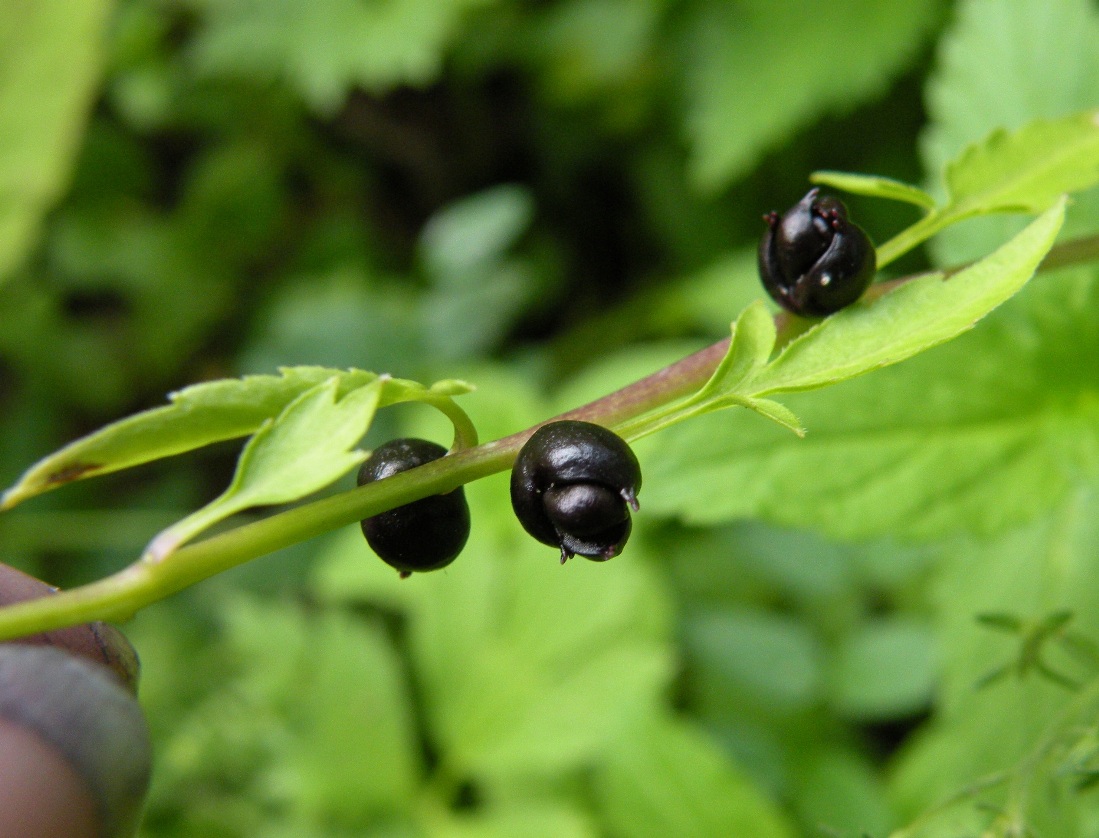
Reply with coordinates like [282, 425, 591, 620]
[0, 230, 1097, 641]
[0, 337, 728, 640]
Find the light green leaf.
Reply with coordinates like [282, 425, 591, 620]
[810, 171, 937, 209]
[0, 0, 110, 281]
[693, 301, 776, 401]
[683, 0, 942, 191]
[430, 804, 596, 838]
[264, 608, 421, 821]
[619, 303, 800, 440]
[944, 110, 1099, 217]
[752, 199, 1064, 394]
[1, 367, 373, 509]
[191, 0, 493, 113]
[420, 184, 534, 280]
[921, 0, 1099, 265]
[922, 0, 1099, 196]
[735, 397, 805, 437]
[595, 715, 796, 838]
[2, 367, 476, 509]
[644, 265, 1099, 541]
[148, 378, 381, 555]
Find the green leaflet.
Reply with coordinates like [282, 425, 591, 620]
[752, 200, 1064, 394]
[644, 265, 1099, 542]
[921, 0, 1099, 267]
[0, 0, 110, 282]
[874, 111, 1099, 266]
[144, 377, 383, 557]
[809, 171, 937, 210]
[616, 301, 802, 440]
[946, 110, 1099, 216]
[1, 367, 474, 510]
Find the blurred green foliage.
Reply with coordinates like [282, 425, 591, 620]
[2, 0, 1099, 836]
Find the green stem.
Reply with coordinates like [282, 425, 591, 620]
[2, 230, 1098, 641]
[875, 211, 950, 269]
[0, 338, 727, 641]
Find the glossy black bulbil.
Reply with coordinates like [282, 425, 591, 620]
[758, 188, 876, 317]
[357, 438, 470, 578]
[510, 420, 642, 563]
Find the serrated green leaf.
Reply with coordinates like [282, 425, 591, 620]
[221, 378, 380, 507]
[2, 367, 477, 509]
[945, 110, 1099, 216]
[0, 0, 110, 281]
[148, 378, 381, 555]
[918, 0, 1099, 265]
[752, 199, 1064, 394]
[595, 715, 796, 838]
[810, 171, 937, 209]
[922, 0, 1099, 199]
[1, 367, 374, 509]
[191, 0, 492, 113]
[644, 265, 1099, 541]
[683, 0, 942, 191]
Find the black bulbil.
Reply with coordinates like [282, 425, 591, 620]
[758, 188, 876, 317]
[357, 438, 470, 578]
[510, 420, 641, 563]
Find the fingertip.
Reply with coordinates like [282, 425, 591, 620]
[0, 644, 152, 837]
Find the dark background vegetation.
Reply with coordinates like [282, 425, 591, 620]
[3, 0, 1099, 835]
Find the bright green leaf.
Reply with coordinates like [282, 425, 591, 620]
[0, 0, 110, 281]
[735, 397, 805, 437]
[753, 199, 1064, 394]
[683, 0, 942, 191]
[918, 0, 1099, 265]
[2, 367, 476, 509]
[644, 265, 1099, 541]
[420, 184, 534, 281]
[595, 715, 796, 838]
[890, 492, 1099, 837]
[810, 171, 937, 210]
[1, 367, 375, 509]
[268, 609, 421, 823]
[693, 301, 776, 401]
[149, 377, 381, 554]
[430, 804, 596, 838]
[922, 0, 1099, 197]
[311, 478, 673, 780]
[945, 110, 1099, 217]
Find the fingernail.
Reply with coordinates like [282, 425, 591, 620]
[0, 644, 152, 837]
